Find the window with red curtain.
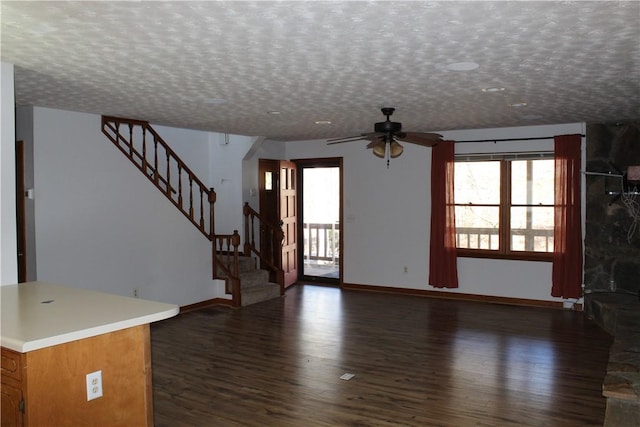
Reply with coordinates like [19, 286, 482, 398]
[552, 134, 583, 299]
[429, 140, 459, 288]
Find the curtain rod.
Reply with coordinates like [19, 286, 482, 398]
[454, 134, 585, 143]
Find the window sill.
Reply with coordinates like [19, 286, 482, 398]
[456, 249, 552, 262]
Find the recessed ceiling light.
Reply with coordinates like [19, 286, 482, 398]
[523, 114, 543, 120]
[482, 87, 505, 93]
[509, 102, 528, 108]
[267, 110, 281, 115]
[315, 120, 332, 125]
[446, 61, 479, 71]
[204, 98, 228, 105]
[28, 23, 59, 35]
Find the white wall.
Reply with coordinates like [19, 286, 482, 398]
[0, 62, 18, 285]
[209, 133, 255, 235]
[284, 122, 585, 303]
[29, 107, 227, 305]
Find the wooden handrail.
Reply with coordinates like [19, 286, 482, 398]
[101, 116, 214, 239]
[243, 203, 285, 289]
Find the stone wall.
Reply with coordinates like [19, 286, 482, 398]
[584, 122, 640, 295]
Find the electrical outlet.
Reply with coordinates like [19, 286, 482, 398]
[86, 370, 103, 401]
[133, 288, 139, 298]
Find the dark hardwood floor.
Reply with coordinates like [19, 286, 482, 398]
[151, 285, 612, 426]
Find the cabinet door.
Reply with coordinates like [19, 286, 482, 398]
[1, 383, 24, 427]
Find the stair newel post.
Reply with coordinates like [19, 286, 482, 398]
[209, 188, 216, 279]
[231, 230, 241, 307]
[243, 203, 252, 257]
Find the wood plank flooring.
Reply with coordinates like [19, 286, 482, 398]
[151, 285, 612, 426]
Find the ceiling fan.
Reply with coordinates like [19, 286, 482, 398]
[327, 107, 442, 167]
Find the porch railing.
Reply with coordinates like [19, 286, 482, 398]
[456, 227, 554, 252]
[303, 222, 340, 263]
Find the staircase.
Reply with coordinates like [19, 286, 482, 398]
[221, 256, 281, 307]
[101, 116, 284, 307]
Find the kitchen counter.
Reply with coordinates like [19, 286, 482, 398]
[1, 281, 179, 352]
[1, 281, 180, 426]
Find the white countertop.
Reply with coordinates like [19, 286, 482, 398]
[1, 281, 179, 352]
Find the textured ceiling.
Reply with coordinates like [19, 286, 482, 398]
[2, 1, 639, 141]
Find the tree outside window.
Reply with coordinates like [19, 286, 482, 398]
[454, 155, 554, 261]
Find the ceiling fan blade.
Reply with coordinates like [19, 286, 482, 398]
[327, 132, 384, 145]
[365, 137, 385, 149]
[395, 132, 443, 147]
[327, 137, 366, 145]
[326, 134, 367, 143]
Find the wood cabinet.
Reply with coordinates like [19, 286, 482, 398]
[1, 325, 153, 427]
[1, 348, 25, 427]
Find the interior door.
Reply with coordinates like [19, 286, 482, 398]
[279, 160, 298, 288]
[258, 159, 298, 288]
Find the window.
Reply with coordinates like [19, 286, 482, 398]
[454, 154, 554, 260]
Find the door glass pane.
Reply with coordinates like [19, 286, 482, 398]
[265, 171, 272, 191]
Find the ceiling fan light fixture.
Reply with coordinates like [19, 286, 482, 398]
[326, 108, 442, 166]
[372, 144, 386, 158]
[389, 141, 404, 158]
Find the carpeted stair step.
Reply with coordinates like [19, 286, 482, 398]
[237, 256, 257, 273]
[216, 255, 257, 276]
[215, 253, 282, 307]
[241, 282, 281, 307]
[238, 269, 270, 289]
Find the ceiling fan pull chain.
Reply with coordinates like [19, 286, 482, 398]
[386, 142, 390, 169]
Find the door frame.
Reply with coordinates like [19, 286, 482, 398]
[15, 141, 27, 283]
[293, 157, 343, 286]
